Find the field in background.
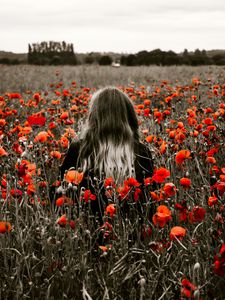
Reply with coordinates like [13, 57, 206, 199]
[0, 65, 225, 299]
[0, 64, 224, 93]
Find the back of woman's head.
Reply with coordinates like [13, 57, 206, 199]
[79, 86, 139, 184]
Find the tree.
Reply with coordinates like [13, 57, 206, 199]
[126, 54, 137, 66]
[98, 55, 113, 66]
[28, 41, 77, 65]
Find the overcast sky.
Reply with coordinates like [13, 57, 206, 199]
[0, 0, 225, 53]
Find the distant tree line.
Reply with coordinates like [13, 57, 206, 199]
[120, 49, 225, 66]
[0, 45, 225, 66]
[0, 58, 21, 65]
[27, 41, 77, 65]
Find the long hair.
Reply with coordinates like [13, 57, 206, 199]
[78, 86, 139, 184]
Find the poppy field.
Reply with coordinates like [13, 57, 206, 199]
[0, 65, 225, 299]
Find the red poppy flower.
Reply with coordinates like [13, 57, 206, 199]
[208, 196, 218, 207]
[134, 188, 142, 201]
[60, 111, 69, 120]
[27, 115, 46, 126]
[56, 197, 65, 207]
[104, 177, 116, 188]
[57, 215, 67, 227]
[105, 204, 116, 218]
[83, 190, 96, 203]
[181, 278, 197, 298]
[64, 170, 83, 185]
[214, 182, 225, 196]
[152, 205, 172, 228]
[144, 177, 153, 186]
[214, 244, 225, 276]
[0, 147, 8, 156]
[163, 182, 177, 197]
[175, 150, 191, 165]
[152, 168, 170, 183]
[0, 221, 12, 233]
[124, 177, 140, 187]
[189, 206, 206, 223]
[34, 131, 49, 143]
[50, 151, 62, 159]
[170, 226, 186, 240]
[180, 177, 191, 188]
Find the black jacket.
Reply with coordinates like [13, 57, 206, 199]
[60, 140, 154, 183]
[54, 140, 155, 224]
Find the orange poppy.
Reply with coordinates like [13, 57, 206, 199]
[64, 170, 83, 185]
[0, 221, 12, 233]
[0, 147, 8, 156]
[34, 131, 49, 143]
[208, 196, 218, 207]
[60, 136, 69, 148]
[180, 178, 191, 188]
[206, 157, 216, 164]
[170, 226, 186, 240]
[0, 119, 6, 126]
[99, 245, 108, 252]
[60, 111, 69, 120]
[175, 150, 191, 165]
[105, 204, 116, 218]
[50, 151, 62, 159]
[152, 205, 172, 228]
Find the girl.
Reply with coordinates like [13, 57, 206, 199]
[58, 86, 154, 224]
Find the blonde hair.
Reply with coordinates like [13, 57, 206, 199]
[78, 87, 139, 184]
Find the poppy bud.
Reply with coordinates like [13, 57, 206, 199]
[193, 262, 200, 271]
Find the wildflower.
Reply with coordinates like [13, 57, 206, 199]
[0, 221, 12, 233]
[214, 181, 225, 196]
[104, 177, 116, 188]
[124, 177, 140, 187]
[189, 206, 206, 223]
[0, 147, 8, 156]
[82, 190, 96, 203]
[60, 136, 69, 148]
[163, 182, 177, 197]
[175, 150, 191, 165]
[206, 157, 216, 164]
[56, 214, 67, 227]
[50, 151, 62, 159]
[99, 246, 108, 252]
[27, 115, 46, 126]
[170, 226, 186, 240]
[175, 201, 188, 222]
[60, 111, 69, 120]
[181, 278, 197, 298]
[69, 220, 76, 229]
[105, 204, 116, 218]
[56, 197, 65, 207]
[34, 131, 49, 143]
[180, 177, 191, 188]
[145, 135, 154, 143]
[64, 170, 83, 185]
[0, 119, 6, 126]
[144, 177, 153, 186]
[214, 244, 225, 276]
[203, 118, 213, 125]
[152, 167, 170, 183]
[152, 205, 172, 228]
[208, 196, 218, 207]
[134, 188, 142, 201]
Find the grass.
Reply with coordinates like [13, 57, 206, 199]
[0, 64, 225, 299]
